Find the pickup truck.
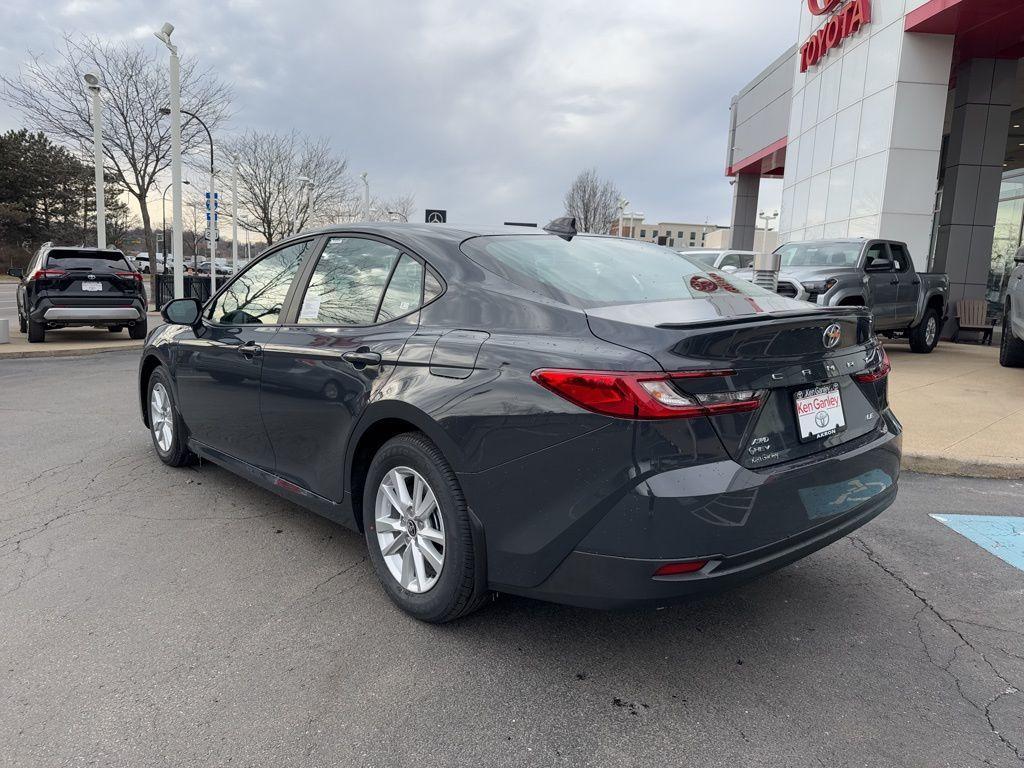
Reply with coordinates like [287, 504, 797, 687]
[1001, 244, 1024, 367]
[738, 238, 949, 353]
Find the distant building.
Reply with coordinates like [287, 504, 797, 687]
[610, 215, 726, 248]
[701, 227, 780, 252]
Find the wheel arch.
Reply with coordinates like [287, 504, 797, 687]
[346, 401, 464, 533]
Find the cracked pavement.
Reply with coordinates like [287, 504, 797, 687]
[1, 351, 1022, 767]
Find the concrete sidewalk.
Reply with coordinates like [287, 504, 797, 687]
[887, 339, 1024, 479]
[0, 313, 160, 359]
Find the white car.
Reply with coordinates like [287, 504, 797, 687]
[1001, 245, 1024, 367]
[678, 249, 757, 274]
[134, 252, 167, 274]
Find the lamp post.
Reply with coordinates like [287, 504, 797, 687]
[162, 105, 216, 294]
[162, 179, 190, 276]
[360, 171, 370, 221]
[154, 22, 183, 299]
[617, 198, 629, 238]
[758, 210, 779, 253]
[387, 210, 408, 222]
[83, 73, 105, 249]
[294, 175, 312, 233]
[231, 156, 239, 274]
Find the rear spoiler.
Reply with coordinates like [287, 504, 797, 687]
[655, 306, 869, 331]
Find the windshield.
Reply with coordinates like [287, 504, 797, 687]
[777, 242, 861, 268]
[685, 252, 720, 266]
[461, 235, 773, 308]
[45, 249, 131, 271]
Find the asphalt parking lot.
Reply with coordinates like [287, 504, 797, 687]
[2, 351, 1023, 767]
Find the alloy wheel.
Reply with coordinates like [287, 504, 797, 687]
[374, 466, 445, 593]
[150, 382, 173, 453]
[925, 315, 937, 347]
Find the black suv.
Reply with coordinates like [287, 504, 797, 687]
[8, 245, 148, 343]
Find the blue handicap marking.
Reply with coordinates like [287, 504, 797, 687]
[930, 514, 1024, 573]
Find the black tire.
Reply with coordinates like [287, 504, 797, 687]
[146, 366, 196, 467]
[362, 432, 489, 623]
[27, 317, 45, 343]
[18, 313, 27, 334]
[999, 309, 1024, 368]
[129, 316, 148, 340]
[909, 308, 940, 353]
[108, 325, 124, 333]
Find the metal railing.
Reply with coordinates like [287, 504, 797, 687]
[155, 274, 213, 308]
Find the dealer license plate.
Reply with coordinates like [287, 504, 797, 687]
[81, 281, 103, 292]
[794, 383, 846, 442]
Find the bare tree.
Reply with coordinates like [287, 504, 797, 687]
[563, 168, 621, 234]
[224, 130, 355, 245]
[372, 192, 416, 222]
[1, 33, 232, 295]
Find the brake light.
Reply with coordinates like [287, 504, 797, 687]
[116, 271, 144, 283]
[29, 268, 67, 281]
[531, 369, 764, 420]
[653, 560, 709, 576]
[853, 347, 891, 383]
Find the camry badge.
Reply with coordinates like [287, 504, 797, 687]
[822, 323, 842, 349]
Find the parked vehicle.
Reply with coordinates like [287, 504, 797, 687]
[134, 252, 167, 274]
[140, 222, 901, 622]
[738, 239, 949, 353]
[677, 249, 757, 273]
[1000, 244, 1024, 367]
[8, 244, 148, 343]
[196, 259, 232, 276]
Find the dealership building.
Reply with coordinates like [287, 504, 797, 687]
[725, 0, 1024, 313]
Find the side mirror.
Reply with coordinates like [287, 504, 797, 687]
[161, 297, 202, 326]
[721, 265, 738, 274]
[7, 267, 24, 279]
[866, 258, 894, 273]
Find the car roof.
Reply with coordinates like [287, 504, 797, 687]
[289, 222, 551, 244]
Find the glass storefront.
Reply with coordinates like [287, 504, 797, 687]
[988, 170, 1024, 313]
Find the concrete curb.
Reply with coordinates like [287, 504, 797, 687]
[0, 341, 144, 360]
[902, 452, 1024, 481]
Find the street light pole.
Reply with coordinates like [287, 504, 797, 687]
[617, 198, 629, 238]
[155, 22, 184, 300]
[294, 176, 312, 233]
[231, 157, 238, 274]
[360, 172, 370, 221]
[161, 180, 190, 275]
[83, 73, 105, 249]
[758, 210, 779, 254]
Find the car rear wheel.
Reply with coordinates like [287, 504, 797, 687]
[909, 308, 940, 353]
[147, 367, 196, 467]
[129, 316, 148, 340]
[27, 317, 45, 343]
[999, 310, 1024, 368]
[362, 433, 489, 623]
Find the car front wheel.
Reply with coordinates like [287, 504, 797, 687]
[362, 433, 489, 623]
[147, 367, 195, 467]
[999, 310, 1024, 367]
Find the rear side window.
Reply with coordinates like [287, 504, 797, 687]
[298, 237, 401, 326]
[461, 235, 772, 309]
[46, 249, 131, 271]
[890, 244, 912, 272]
[378, 255, 424, 322]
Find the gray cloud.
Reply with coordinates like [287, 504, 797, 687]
[0, 0, 798, 226]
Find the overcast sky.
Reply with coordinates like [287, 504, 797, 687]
[0, 0, 799, 228]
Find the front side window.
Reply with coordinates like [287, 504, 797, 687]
[864, 243, 892, 271]
[462, 235, 774, 309]
[298, 237, 400, 326]
[209, 240, 311, 325]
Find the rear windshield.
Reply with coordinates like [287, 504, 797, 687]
[684, 252, 721, 266]
[777, 243, 861, 268]
[461, 235, 773, 308]
[46, 249, 131, 271]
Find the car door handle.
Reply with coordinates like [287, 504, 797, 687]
[889, 279, 899, 285]
[342, 350, 382, 368]
[238, 340, 262, 358]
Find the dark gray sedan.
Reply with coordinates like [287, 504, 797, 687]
[139, 221, 901, 622]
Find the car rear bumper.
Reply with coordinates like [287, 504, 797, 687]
[42, 307, 143, 321]
[462, 410, 902, 609]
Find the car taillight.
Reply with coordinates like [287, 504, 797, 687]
[29, 268, 67, 281]
[853, 347, 891, 383]
[116, 271, 144, 283]
[530, 369, 765, 420]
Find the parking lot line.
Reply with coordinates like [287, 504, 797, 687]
[930, 514, 1024, 572]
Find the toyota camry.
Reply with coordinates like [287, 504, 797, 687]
[139, 220, 901, 622]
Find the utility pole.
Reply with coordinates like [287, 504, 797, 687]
[361, 172, 370, 221]
[155, 22, 184, 300]
[83, 73, 105, 249]
[231, 157, 239, 274]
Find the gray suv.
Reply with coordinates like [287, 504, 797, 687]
[741, 239, 949, 353]
[1001, 244, 1024, 367]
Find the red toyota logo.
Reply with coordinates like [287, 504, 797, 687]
[808, 0, 841, 15]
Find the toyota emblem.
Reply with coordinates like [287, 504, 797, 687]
[87, 274, 96, 280]
[815, 411, 830, 428]
[822, 323, 842, 349]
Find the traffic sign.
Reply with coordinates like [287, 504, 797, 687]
[425, 209, 447, 224]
